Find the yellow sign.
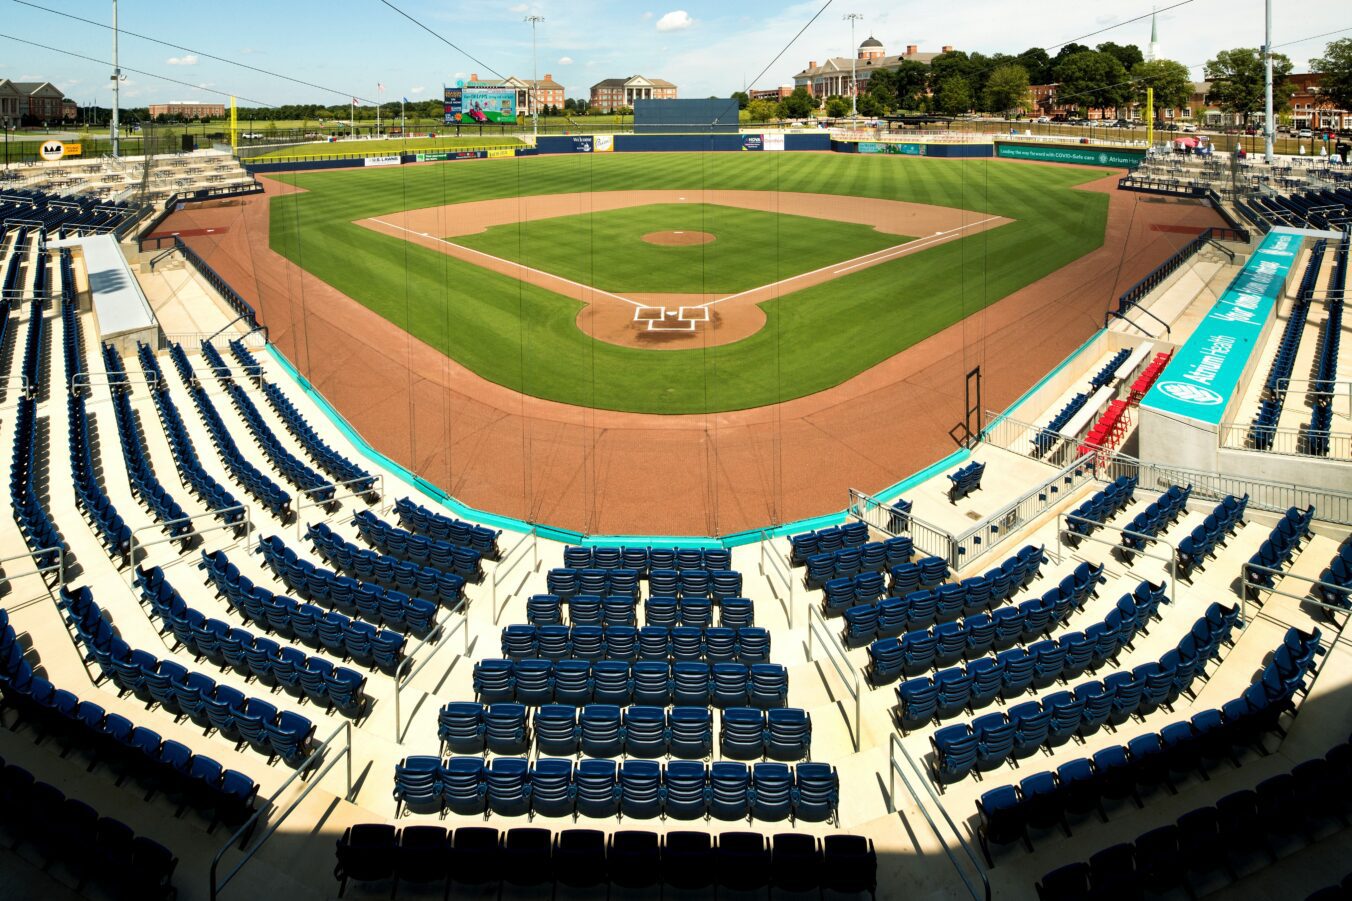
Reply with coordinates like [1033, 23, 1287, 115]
[62, 143, 82, 157]
[486, 146, 515, 158]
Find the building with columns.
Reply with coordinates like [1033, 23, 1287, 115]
[589, 76, 677, 112]
[793, 38, 950, 100]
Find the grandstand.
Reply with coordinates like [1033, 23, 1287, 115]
[0, 148, 1349, 901]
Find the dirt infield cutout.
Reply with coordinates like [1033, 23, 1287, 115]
[358, 190, 1010, 350]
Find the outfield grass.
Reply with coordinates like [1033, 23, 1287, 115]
[268, 152, 1111, 414]
[451, 203, 904, 294]
[245, 136, 525, 161]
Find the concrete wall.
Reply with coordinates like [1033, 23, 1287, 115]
[1219, 447, 1352, 492]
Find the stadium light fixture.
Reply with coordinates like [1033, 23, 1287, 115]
[526, 15, 544, 136]
[844, 13, 862, 119]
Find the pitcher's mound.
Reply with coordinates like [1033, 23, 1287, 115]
[642, 230, 715, 246]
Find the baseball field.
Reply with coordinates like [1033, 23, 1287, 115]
[267, 152, 1111, 414]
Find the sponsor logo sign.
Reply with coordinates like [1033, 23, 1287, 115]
[763, 133, 785, 152]
[364, 155, 401, 167]
[995, 142, 1145, 167]
[486, 147, 516, 159]
[1141, 229, 1302, 424]
[742, 134, 764, 151]
[594, 134, 614, 153]
[39, 140, 67, 161]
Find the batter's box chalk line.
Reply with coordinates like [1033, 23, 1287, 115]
[633, 305, 702, 331]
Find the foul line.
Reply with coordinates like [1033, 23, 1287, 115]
[367, 217, 647, 308]
[697, 215, 1005, 308]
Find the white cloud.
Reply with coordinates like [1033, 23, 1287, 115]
[166, 54, 198, 66]
[655, 10, 693, 32]
[509, 2, 529, 11]
[642, 11, 653, 20]
[558, 56, 574, 65]
[410, 86, 425, 95]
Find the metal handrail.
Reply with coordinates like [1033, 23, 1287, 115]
[886, 734, 991, 901]
[393, 609, 471, 742]
[491, 526, 539, 625]
[758, 534, 796, 628]
[127, 505, 248, 573]
[209, 720, 356, 901]
[1057, 512, 1177, 605]
[951, 456, 1097, 570]
[69, 369, 161, 394]
[293, 474, 385, 538]
[1218, 422, 1351, 461]
[0, 545, 65, 588]
[805, 605, 861, 752]
[1239, 561, 1351, 627]
[847, 487, 956, 565]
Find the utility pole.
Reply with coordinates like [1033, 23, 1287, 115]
[844, 14, 862, 118]
[1263, 0, 1274, 163]
[110, 0, 121, 157]
[526, 15, 544, 136]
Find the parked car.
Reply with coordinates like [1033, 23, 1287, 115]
[1298, 128, 1313, 138]
[1181, 123, 1197, 132]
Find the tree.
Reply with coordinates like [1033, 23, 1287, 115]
[928, 50, 973, 93]
[1130, 59, 1193, 118]
[746, 98, 778, 122]
[866, 59, 928, 112]
[1052, 43, 1092, 67]
[857, 91, 883, 117]
[1054, 50, 1129, 116]
[730, 91, 750, 110]
[983, 64, 1031, 116]
[779, 86, 817, 118]
[1096, 41, 1144, 72]
[935, 75, 973, 116]
[1311, 38, 1352, 114]
[825, 95, 850, 118]
[1205, 48, 1295, 125]
[1017, 47, 1053, 85]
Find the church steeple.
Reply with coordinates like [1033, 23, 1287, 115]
[1147, 8, 1160, 61]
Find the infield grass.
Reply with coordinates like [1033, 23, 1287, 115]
[268, 152, 1113, 414]
[450, 203, 905, 294]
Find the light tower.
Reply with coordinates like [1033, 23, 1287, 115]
[844, 13, 863, 117]
[526, 15, 545, 136]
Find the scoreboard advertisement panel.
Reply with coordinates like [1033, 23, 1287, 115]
[445, 85, 518, 124]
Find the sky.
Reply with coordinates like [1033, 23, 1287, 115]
[0, 0, 1347, 109]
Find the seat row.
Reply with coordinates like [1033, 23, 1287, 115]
[256, 536, 438, 636]
[198, 553, 407, 672]
[134, 342, 247, 525]
[1035, 393, 1089, 457]
[865, 565, 1122, 686]
[439, 701, 810, 761]
[1250, 241, 1322, 448]
[0, 760, 178, 901]
[1065, 475, 1138, 541]
[9, 396, 65, 577]
[335, 823, 874, 897]
[838, 544, 1049, 636]
[59, 587, 317, 765]
[392, 496, 502, 559]
[136, 566, 370, 714]
[308, 522, 465, 607]
[896, 583, 1176, 732]
[393, 756, 839, 824]
[562, 543, 731, 575]
[975, 626, 1322, 866]
[1119, 483, 1191, 554]
[526, 592, 755, 630]
[200, 340, 334, 502]
[473, 658, 789, 709]
[168, 343, 293, 518]
[930, 605, 1236, 785]
[1245, 504, 1316, 589]
[1037, 739, 1352, 901]
[1175, 494, 1249, 578]
[948, 460, 986, 502]
[502, 622, 770, 664]
[1125, 350, 1172, 406]
[787, 520, 871, 565]
[1316, 541, 1352, 610]
[102, 344, 192, 541]
[821, 555, 949, 614]
[353, 510, 483, 581]
[67, 393, 133, 560]
[802, 535, 914, 587]
[1089, 347, 1131, 390]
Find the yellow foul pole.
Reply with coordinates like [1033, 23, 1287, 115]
[230, 96, 238, 152]
[1146, 86, 1154, 148]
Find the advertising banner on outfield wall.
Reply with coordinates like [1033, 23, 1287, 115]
[994, 142, 1145, 167]
[364, 155, 401, 167]
[764, 134, 785, 151]
[742, 134, 764, 151]
[594, 135, 614, 152]
[857, 141, 924, 155]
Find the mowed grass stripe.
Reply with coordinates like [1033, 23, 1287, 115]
[450, 203, 904, 294]
[269, 153, 1110, 414]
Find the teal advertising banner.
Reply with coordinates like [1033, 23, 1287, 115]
[1140, 228, 1304, 425]
[995, 141, 1146, 166]
[857, 141, 924, 155]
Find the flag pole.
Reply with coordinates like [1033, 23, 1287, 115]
[350, 97, 354, 138]
[376, 86, 381, 136]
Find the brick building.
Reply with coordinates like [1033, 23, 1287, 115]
[148, 102, 227, 120]
[589, 76, 677, 112]
[0, 80, 66, 125]
[464, 74, 566, 115]
[793, 38, 949, 100]
[749, 86, 793, 102]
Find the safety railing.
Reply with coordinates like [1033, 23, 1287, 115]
[1274, 377, 1352, 405]
[294, 474, 384, 538]
[0, 374, 31, 400]
[1219, 422, 1352, 461]
[847, 488, 956, 565]
[393, 610, 471, 743]
[491, 526, 539, 625]
[981, 413, 1090, 470]
[759, 534, 797, 628]
[805, 605, 861, 752]
[69, 369, 162, 395]
[1238, 562, 1351, 629]
[951, 456, 1097, 570]
[127, 506, 248, 574]
[0, 546, 65, 589]
[886, 734, 991, 901]
[1056, 513, 1177, 606]
[208, 720, 356, 901]
[161, 329, 269, 354]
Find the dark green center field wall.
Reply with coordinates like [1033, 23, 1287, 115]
[268, 152, 1110, 415]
